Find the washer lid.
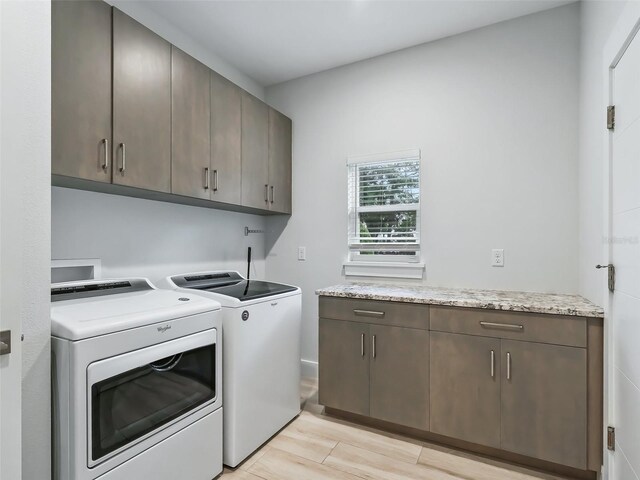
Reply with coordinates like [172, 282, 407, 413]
[51, 278, 221, 340]
[171, 271, 298, 302]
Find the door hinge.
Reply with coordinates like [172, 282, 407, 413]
[607, 105, 616, 130]
[596, 264, 615, 292]
[608, 426, 616, 451]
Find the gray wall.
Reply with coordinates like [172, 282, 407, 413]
[265, 4, 581, 373]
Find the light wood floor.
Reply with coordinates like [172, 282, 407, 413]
[220, 379, 575, 480]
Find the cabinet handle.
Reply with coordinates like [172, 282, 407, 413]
[204, 167, 210, 190]
[264, 184, 269, 203]
[213, 170, 219, 192]
[360, 333, 365, 357]
[506, 352, 512, 380]
[372, 335, 377, 359]
[270, 185, 275, 204]
[480, 321, 523, 331]
[490, 350, 495, 378]
[353, 309, 385, 318]
[119, 142, 126, 175]
[102, 138, 109, 171]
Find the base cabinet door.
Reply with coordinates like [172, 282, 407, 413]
[370, 325, 429, 430]
[171, 46, 210, 199]
[319, 319, 369, 416]
[52, 0, 112, 182]
[430, 332, 501, 448]
[210, 71, 242, 205]
[501, 340, 587, 469]
[113, 9, 171, 192]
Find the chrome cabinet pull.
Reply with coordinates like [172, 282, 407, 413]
[360, 333, 365, 357]
[353, 309, 385, 318]
[270, 185, 275, 204]
[204, 167, 210, 190]
[119, 142, 126, 175]
[213, 169, 219, 192]
[102, 138, 109, 171]
[264, 184, 269, 203]
[480, 321, 523, 331]
[490, 350, 495, 378]
[372, 335, 377, 359]
[506, 352, 512, 380]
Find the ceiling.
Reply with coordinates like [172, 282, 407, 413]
[142, 0, 573, 86]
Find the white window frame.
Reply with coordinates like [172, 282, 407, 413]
[344, 149, 425, 279]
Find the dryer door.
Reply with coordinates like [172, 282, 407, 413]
[86, 329, 219, 467]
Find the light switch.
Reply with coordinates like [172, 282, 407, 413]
[298, 246, 306, 261]
[492, 249, 504, 267]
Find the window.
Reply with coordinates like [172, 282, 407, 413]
[347, 150, 421, 270]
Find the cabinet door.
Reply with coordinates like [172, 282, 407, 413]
[430, 332, 501, 448]
[370, 325, 429, 430]
[241, 92, 269, 210]
[211, 71, 242, 205]
[268, 108, 292, 214]
[171, 46, 210, 199]
[52, 0, 112, 182]
[501, 340, 587, 469]
[319, 319, 369, 416]
[113, 9, 171, 192]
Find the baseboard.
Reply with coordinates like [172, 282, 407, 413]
[301, 359, 318, 379]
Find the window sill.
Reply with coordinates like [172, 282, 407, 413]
[343, 261, 425, 279]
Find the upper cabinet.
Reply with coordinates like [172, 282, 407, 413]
[52, 0, 112, 182]
[112, 9, 171, 193]
[268, 108, 292, 214]
[211, 71, 242, 205]
[171, 46, 211, 199]
[52, 1, 292, 215]
[241, 92, 270, 210]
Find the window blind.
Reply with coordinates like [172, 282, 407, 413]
[348, 154, 420, 256]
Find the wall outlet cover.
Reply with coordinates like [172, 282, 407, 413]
[492, 249, 504, 267]
[298, 246, 306, 261]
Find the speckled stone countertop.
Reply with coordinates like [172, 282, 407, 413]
[315, 283, 604, 318]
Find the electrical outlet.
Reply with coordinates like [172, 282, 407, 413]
[492, 249, 504, 267]
[298, 246, 306, 261]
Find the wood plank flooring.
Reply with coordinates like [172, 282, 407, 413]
[220, 379, 575, 480]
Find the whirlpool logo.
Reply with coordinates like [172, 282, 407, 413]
[157, 325, 172, 333]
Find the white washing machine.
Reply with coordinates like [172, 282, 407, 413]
[159, 271, 302, 467]
[51, 278, 223, 480]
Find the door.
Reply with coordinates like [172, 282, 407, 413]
[370, 325, 429, 429]
[268, 108, 292, 214]
[113, 9, 171, 192]
[318, 319, 369, 416]
[241, 91, 269, 210]
[171, 46, 210, 199]
[501, 340, 587, 469]
[608, 19, 640, 480]
[430, 332, 501, 448]
[52, 0, 112, 182]
[211, 71, 242, 205]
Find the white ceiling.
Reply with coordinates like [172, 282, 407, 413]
[142, 0, 573, 86]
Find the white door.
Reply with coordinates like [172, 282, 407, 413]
[0, 1, 24, 478]
[609, 21, 640, 480]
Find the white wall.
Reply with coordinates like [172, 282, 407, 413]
[106, 0, 264, 99]
[578, 1, 625, 307]
[265, 4, 580, 369]
[52, 188, 267, 285]
[0, 1, 52, 479]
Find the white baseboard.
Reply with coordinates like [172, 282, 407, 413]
[301, 359, 318, 379]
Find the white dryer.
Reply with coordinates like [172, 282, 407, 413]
[51, 278, 223, 480]
[159, 271, 302, 467]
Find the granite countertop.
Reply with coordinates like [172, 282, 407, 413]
[315, 283, 604, 318]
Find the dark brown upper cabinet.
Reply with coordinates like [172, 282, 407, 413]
[171, 46, 211, 199]
[52, 0, 112, 182]
[112, 9, 171, 193]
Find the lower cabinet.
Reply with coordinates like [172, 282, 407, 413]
[430, 332, 501, 448]
[319, 318, 429, 429]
